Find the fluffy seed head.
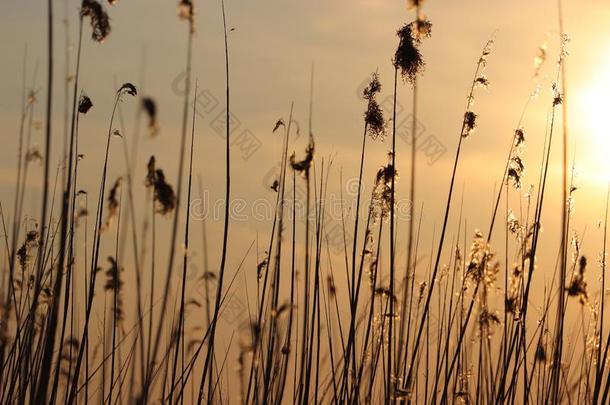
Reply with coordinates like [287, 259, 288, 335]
[393, 20, 431, 84]
[462, 111, 477, 138]
[78, 94, 93, 114]
[363, 72, 386, 140]
[81, 0, 111, 42]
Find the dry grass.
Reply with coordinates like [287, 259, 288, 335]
[0, 0, 608, 404]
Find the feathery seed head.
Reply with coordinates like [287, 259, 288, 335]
[81, 0, 111, 42]
[78, 94, 93, 114]
[363, 72, 386, 140]
[393, 20, 431, 84]
[118, 83, 137, 97]
[462, 111, 477, 138]
[290, 134, 315, 177]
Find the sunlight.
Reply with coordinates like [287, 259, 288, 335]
[575, 54, 610, 183]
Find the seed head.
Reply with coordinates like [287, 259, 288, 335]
[81, 0, 111, 42]
[534, 43, 547, 77]
[118, 83, 137, 97]
[507, 156, 525, 189]
[407, 0, 425, 9]
[372, 156, 397, 220]
[78, 94, 93, 114]
[535, 344, 546, 362]
[26, 147, 43, 163]
[393, 20, 431, 84]
[272, 119, 285, 133]
[363, 72, 386, 140]
[290, 134, 315, 177]
[145, 156, 177, 215]
[475, 75, 490, 88]
[178, 0, 195, 29]
[566, 255, 589, 304]
[141, 97, 158, 136]
[103, 177, 122, 230]
[462, 111, 477, 138]
[514, 128, 525, 146]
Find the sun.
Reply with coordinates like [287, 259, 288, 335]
[575, 56, 610, 184]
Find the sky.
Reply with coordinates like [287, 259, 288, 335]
[1, 0, 608, 259]
[2, 0, 610, 388]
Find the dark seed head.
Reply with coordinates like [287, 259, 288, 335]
[81, 0, 111, 42]
[78, 94, 93, 114]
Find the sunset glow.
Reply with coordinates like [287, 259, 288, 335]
[2, 0, 610, 403]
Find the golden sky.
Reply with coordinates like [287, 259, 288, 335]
[2, 0, 610, 333]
